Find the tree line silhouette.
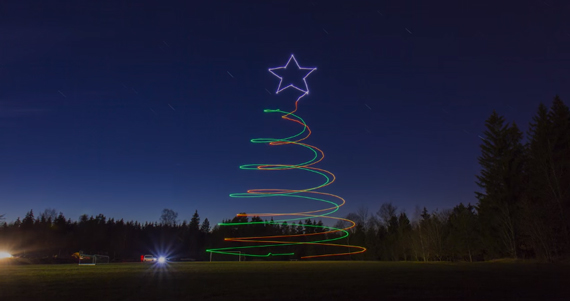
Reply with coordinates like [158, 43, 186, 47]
[347, 96, 569, 261]
[1, 96, 568, 262]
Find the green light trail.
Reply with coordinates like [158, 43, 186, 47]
[206, 108, 366, 259]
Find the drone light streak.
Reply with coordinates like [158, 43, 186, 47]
[206, 55, 365, 259]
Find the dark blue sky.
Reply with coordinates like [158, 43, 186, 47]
[1, 0, 569, 224]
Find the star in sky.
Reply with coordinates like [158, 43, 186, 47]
[268, 55, 317, 97]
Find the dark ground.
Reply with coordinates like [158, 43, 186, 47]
[0, 261, 568, 300]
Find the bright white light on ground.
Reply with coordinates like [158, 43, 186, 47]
[0, 252, 12, 259]
[158, 256, 166, 263]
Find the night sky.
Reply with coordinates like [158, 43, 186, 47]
[1, 0, 569, 225]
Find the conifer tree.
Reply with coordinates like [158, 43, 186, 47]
[188, 210, 200, 233]
[200, 218, 210, 233]
[447, 203, 478, 262]
[476, 111, 525, 258]
[547, 96, 570, 253]
[22, 210, 35, 230]
[525, 96, 570, 258]
[188, 210, 201, 257]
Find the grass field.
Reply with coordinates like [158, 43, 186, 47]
[0, 261, 569, 300]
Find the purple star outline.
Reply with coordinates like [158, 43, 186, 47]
[268, 54, 317, 102]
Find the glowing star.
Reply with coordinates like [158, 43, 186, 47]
[268, 55, 316, 100]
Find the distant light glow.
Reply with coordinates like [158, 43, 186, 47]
[207, 55, 365, 259]
[0, 251, 12, 259]
[157, 256, 166, 264]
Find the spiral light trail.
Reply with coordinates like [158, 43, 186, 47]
[206, 55, 366, 259]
